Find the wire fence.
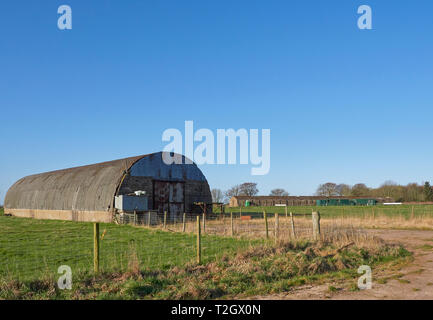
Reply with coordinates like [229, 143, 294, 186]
[0, 210, 363, 282]
[0, 225, 93, 282]
[215, 204, 433, 219]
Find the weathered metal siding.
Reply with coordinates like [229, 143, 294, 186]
[115, 195, 149, 211]
[119, 153, 211, 214]
[4, 156, 143, 213]
[129, 153, 207, 181]
[4, 152, 212, 221]
[153, 180, 185, 214]
[184, 180, 212, 212]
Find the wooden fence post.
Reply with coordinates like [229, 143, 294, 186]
[203, 212, 206, 233]
[182, 212, 186, 232]
[411, 206, 414, 219]
[147, 211, 151, 227]
[196, 215, 201, 264]
[163, 211, 167, 229]
[274, 213, 279, 243]
[133, 210, 137, 226]
[264, 211, 269, 239]
[289, 212, 296, 239]
[93, 222, 100, 273]
[230, 212, 234, 236]
[240, 206, 242, 218]
[285, 206, 288, 218]
[372, 207, 375, 220]
[312, 211, 321, 241]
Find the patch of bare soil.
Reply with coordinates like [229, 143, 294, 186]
[251, 229, 433, 300]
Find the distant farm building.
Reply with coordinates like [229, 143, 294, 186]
[4, 152, 212, 223]
[229, 196, 387, 207]
[316, 198, 377, 206]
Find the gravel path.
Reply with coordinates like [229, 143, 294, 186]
[251, 229, 433, 300]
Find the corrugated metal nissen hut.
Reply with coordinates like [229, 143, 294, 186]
[4, 152, 212, 223]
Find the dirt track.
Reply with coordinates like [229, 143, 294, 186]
[253, 229, 433, 300]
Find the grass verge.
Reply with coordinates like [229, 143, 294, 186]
[0, 216, 261, 282]
[0, 235, 410, 299]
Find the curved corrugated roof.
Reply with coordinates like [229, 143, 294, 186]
[4, 154, 148, 212]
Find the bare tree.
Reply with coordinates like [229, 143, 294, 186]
[314, 180, 433, 202]
[211, 188, 224, 203]
[224, 184, 241, 202]
[316, 182, 338, 197]
[336, 184, 352, 196]
[351, 183, 370, 197]
[269, 188, 289, 196]
[377, 181, 398, 199]
[405, 183, 423, 202]
[239, 182, 259, 197]
[382, 180, 398, 186]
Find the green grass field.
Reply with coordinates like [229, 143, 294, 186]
[0, 211, 412, 299]
[0, 216, 261, 281]
[1, 203, 430, 283]
[217, 204, 433, 219]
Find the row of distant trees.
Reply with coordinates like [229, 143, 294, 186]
[211, 183, 290, 203]
[211, 183, 258, 203]
[315, 181, 433, 202]
[211, 180, 433, 204]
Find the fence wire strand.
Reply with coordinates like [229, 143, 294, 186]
[1, 206, 421, 282]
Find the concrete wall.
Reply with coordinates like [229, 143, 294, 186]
[5, 208, 112, 223]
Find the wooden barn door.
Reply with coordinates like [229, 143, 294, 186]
[153, 181, 185, 220]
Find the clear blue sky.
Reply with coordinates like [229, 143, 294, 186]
[1, 1, 433, 204]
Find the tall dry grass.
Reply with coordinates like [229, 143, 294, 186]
[145, 214, 394, 250]
[316, 214, 433, 231]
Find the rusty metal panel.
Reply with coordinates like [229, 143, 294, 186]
[169, 203, 184, 216]
[153, 181, 170, 213]
[169, 182, 184, 217]
[170, 182, 184, 203]
[153, 180, 184, 216]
